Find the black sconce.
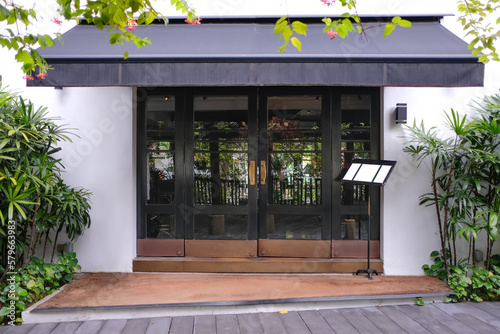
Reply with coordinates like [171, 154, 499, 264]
[395, 103, 407, 124]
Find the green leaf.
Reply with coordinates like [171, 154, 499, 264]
[342, 18, 354, 32]
[291, 21, 308, 36]
[27, 280, 35, 289]
[291, 37, 302, 52]
[274, 19, 288, 35]
[16, 287, 28, 297]
[472, 47, 483, 56]
[15, 50, 32, 64]
[489, 227, 499, 241]
[489, 213, 498, 230]
[113, 9, 127, 25]
[335, 24, 348, 39]
[124, 51, 129, 59]
[384, 23, 396, 37]
[0, 4, 10, 20]
[392, 16, 402, 24]
[0, 307, 10, 317]
[109, 33, 123, 45]
[399, 19, 412, 28]
[45, 35, 55, 48]
[94, 17, 104, 31]
[7, 11, 17, 25]
[478, 54, 489, 63]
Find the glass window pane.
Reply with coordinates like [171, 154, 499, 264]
[194, 214, 248, 240]
[146, 214, 175, 239]
[340, 214, 374, 240]
[194, 95, 248, 206]
[148, 151, 175, 204]
[146, 96, 176, 204]
[341, 95, 371, 170]
[146, 96, 175, 130]
[268, 96, 322, 206]
[340, 95, 372, 213]
[267, 215, 322, 240]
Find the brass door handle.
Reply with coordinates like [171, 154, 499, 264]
[260, 160, 266, 185]
[249, 161, 256, 185]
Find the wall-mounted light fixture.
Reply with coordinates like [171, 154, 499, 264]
[395, 103, 407, 124]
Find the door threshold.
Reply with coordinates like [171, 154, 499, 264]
[132, 257, 383, 274]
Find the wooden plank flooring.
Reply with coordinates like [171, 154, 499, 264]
[1, 302, 499, 333]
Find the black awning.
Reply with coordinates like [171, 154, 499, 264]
[28, 18, 484, 87]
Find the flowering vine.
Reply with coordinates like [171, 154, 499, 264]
[276, 0, 412, 53]
[0, 0, 199, 77]
[320, 0, 336, 6]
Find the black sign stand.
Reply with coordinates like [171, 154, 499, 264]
[342, 159, 396, 280]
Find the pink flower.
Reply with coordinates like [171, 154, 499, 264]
[23, 75, 34, 81]
[320, 0, 336, 6]
[127, 17, 138, 31]
[185, 17, 202, 25]
[36, 73, 48, 79]
[51, 17, 63, 25]
[326, 31, 338, 40]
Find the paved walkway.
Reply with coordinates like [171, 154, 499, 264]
[1, 302, 500, 333]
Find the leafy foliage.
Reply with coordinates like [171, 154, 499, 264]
[0, 85, 92, 275]
[447, 263, 500, 302]
[458, 0, 500, 63]
[275, 0, 412, 53]
[404, 94, 500, 274]
[0, 252, 79, 325]
[0, 0, 197, 74]
[422, 250, 500, 302]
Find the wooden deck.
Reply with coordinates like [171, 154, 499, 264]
[2, 302, 499, 333]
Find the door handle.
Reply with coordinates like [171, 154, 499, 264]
[249, 161, 256, 185]
[260, 160, 266, 185]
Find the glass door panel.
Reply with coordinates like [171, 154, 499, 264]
[265, 95, 324, 240]
[333, 93, 380, 259]
[340, 94, 372, 240]
[259, 94, 331, 258]
[138, 93, 185, 257]
[192, 95, 251, 241]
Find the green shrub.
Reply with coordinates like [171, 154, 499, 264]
[0, 252, 79, 325]
[447, 264, 500, 302]
[423, 250, 500, 302]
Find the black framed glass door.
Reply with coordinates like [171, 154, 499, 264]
[137, 90, 186, 256]
[183, 92, 258, 257]
[257, 92, 332, 258]
[137, 87, 380, 259]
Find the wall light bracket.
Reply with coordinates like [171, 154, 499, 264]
[395, 103, 407, 124]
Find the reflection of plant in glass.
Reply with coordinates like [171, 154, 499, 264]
[268, 116, 302, 139]
[148, 141, 174, 179]
[194, 121, 248, 181]
[268, 117, 322, 178]
[304, 154, 322, 176]
[150, 167, 167, 180]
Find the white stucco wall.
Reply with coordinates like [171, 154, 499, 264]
[49, 87, 136, 272]
[1, 0, 498, 274]
[381, 61, 500, 274]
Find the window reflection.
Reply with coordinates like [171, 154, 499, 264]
[194, 95, 249, 206]
[146, 96, 176, 205]
[267, 96, 322, 206]
[341, 95, 371, 235]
